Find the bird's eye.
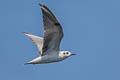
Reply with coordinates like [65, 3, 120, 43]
[63, 53, 66, 55]
[66, 52, 69, 54]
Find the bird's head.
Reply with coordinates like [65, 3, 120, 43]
[59, 51, 76, 58]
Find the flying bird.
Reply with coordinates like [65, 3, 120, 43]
[23, 3, 76, 64]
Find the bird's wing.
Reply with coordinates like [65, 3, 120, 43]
[23, 32, 43, 56]
[38, 3, 64, 55]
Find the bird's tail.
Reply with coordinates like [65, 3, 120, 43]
[24, 62, 35, 65]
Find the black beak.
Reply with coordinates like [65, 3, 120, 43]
[71, 54, 76, 55]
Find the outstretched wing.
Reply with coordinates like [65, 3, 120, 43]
[23, 32, 43, 56]
[38, 3, 64, 55]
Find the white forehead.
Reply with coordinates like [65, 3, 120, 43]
[59, 51, 71, 57]
[60, 51, 71, 53]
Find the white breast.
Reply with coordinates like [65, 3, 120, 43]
[28, 51, 66, 64]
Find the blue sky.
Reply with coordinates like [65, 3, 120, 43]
[0, 0, 120, 80]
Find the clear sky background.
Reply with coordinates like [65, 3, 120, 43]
[0, 0, 120, 80]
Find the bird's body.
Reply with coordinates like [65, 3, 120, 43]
[25, 51, 69, 64]
[23, 3, 75, 65]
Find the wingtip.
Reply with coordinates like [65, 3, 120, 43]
[38, 2, 43, 7]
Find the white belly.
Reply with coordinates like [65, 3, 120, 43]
[28, 54, 64, 64]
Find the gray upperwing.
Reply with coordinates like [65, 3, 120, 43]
[23, 32, 43, 56]
[38, 3, 64, 55]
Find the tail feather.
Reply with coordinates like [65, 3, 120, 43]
[24, 62, 35, 65]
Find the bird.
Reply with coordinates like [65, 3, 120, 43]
[23, 3, 76, 65]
